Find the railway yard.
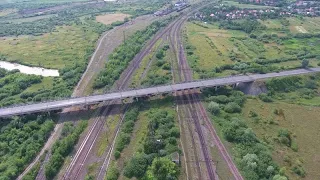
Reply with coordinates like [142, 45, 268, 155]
[1, 0, 320, 180]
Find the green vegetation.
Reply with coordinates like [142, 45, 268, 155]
[0, 114, 55, 179]
[114, 107, 140, 159]
[204, 87, 279, 179]
[203, 73, 320, 179]
[122, 108, 180, 179]
[142, 45, 172, 86]
[94, 19, 173, 90]
[45, 121, 87, 179]
[22, 162, 41, 180]
[0, 68, 43, 107]
[106, 98, 181, 180]
[106, 162, 120, 180]
[185, 2, 320, 79]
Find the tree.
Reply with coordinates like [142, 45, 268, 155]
[123, 154, 148, 178]
[301, 59, 309, 68]
[224, 102, 241, 113]
[273, 174, 288, 180]
[150, 157, 179, 180]
[208, 101, 220, 115]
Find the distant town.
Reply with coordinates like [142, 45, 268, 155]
[193, 0, 320, 21]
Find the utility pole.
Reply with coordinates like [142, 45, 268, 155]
[123, 30, 126, 43]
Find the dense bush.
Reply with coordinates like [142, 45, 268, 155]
[123, 154, 148, 178]
[114, 107, 139, 157]
[258, 93, 273, 102]
[205, 88, 278, 179]
[0, 114, 54, 180]
[208, 101, 220, 115]
[266, 76, 303, 92]
[45, 121, 87, 179]
[147, 157, 180, 180]
[224, 102, 242, 113]
[123, 109, 180, 179]
[106, 163, 120, 180]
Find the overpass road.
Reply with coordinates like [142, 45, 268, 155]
[1, 68, 319, 118]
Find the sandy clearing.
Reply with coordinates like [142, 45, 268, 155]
[96, 13, 130, 25]
[295, 26, 308, 33]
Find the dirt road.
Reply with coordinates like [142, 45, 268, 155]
[18, 14, 157, 180]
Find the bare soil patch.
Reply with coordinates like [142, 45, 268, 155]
[96, 13, 130, 25]
[295, 26, 308, 33]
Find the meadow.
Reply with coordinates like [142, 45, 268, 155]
[0, 25, 98, 69]
[185, 17, 320, 78]
[241, 98, 320, 180]
[203, 73, 320, 180]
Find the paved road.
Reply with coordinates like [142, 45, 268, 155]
[1, 68, 319, 117]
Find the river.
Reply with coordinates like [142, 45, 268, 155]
[0, 61, 59, 77]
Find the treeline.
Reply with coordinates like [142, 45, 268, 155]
[219, 19, 266, 33]
[0, 68, 42, 107]
[0, 0, 170, 37]
[45, 121, 87, 179]
[204, 87, 283, 180]
[265, 75, 319, 100]
[114, 107, 139, 159]
[121, 109, 180, 179]
[94, 19, 172, 90]
[0, 114, 55, 180]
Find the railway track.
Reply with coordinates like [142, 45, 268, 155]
[172, 3, 244, 180]
[62, 14, 188, 180]
[171, 16, 217, 180]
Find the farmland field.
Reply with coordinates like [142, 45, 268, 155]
[185, 17, 320, 78]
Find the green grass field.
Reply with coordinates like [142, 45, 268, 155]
[223, 0, 275, 9]
[287, 17, 320, 34]
[0, 25, 98, 69]
[185, 18, 320, 77]
[241, 98, 320, 180]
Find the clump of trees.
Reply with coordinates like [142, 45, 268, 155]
[114, 107, 139, 159]
[45, 121, 87, 179]
[122, 109, 180, 179]
[0, 114, 54, 180]
[219, 19, 266, 34]
[204, 87, 280, 180]
[94, 19, 172, 90]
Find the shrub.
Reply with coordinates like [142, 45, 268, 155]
[224, 102, 241, 113]
[208, 101, 220, 115]
[123, 154, 148, 178]
[259, 93, 273, 102]
[106, 164, 120, 180]
[277, 129, 291, 147]
[114, 151, 121, 159]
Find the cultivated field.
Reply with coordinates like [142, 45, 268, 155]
[96, 13, 130, 25]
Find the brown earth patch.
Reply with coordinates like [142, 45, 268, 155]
[96, 13, 130, 25]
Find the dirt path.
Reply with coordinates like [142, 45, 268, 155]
[74, 14, 158, 96]
[18, 14, 158, 180]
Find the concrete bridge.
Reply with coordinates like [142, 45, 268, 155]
[0, 68, 319, 118]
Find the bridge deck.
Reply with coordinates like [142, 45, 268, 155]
[0, 68, 319, 117]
